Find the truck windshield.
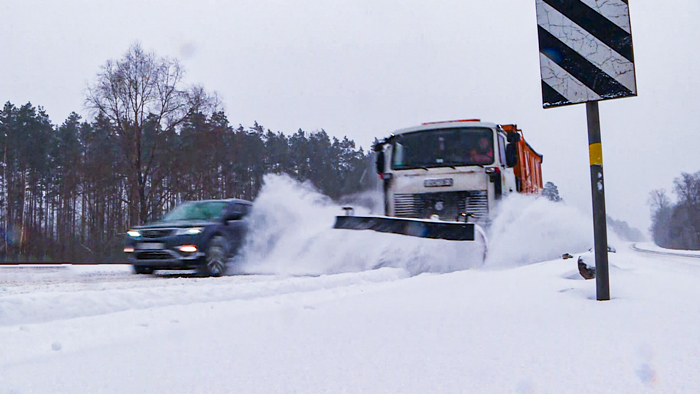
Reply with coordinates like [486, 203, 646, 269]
[162, 201, 228, 222]
[391, 127, 494, 169]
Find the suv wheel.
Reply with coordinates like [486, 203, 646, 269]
[133, 265, 154, 275]
[200, 236, 228, 277]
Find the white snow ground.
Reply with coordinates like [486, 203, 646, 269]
[633, 242, 700, 258]
[1, 176, 699, 393]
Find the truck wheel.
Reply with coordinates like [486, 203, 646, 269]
[200, 236, 228, 277]
[133, 265, 154, 275]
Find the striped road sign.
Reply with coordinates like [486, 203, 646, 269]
[536, 0, 637, 108]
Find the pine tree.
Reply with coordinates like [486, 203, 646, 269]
[542, 181, 562, 202]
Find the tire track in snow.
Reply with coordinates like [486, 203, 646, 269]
[0, 267, 409, 327]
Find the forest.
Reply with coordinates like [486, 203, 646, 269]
[0, 45, 369, 263]
[649, 171, 700, 250]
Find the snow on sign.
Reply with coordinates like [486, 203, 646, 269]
[536, 0, 637, 108]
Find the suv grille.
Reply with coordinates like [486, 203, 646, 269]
[394, 191, 489, 222]
[141, 229, 174, 239]
[136, 251, 173, 260]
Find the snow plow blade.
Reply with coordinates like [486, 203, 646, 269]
[333, 215, 476, 241]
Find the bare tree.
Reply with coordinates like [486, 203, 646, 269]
[673, 172, 700, 248]
[674, 172, 700, 208]
[86, 43, 218, 225]
[648, 177, 700, 250]
[648, 188, 672, 214]
[648, 188, 673, 247]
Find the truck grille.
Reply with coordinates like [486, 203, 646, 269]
[394, 191, 488, 222]
[141, 229, 174, 239]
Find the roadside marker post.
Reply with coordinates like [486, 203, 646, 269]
[535, 0, 637, 301]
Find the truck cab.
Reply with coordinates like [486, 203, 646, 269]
[375, 120, 542, 223]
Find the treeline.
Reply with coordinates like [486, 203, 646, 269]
[649, 171, 700, 250]
[0, 102, 367, 263]
[0, 43, 369, 262]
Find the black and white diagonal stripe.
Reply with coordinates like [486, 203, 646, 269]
[536, 0, 637, 108]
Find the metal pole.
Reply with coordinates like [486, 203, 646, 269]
[586, 101, 610, 301]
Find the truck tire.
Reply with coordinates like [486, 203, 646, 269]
[199, 236, 228, 277]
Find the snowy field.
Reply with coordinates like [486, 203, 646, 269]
[2, 176, 699, 393]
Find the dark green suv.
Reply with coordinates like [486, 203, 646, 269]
[124, 199, 252, 276]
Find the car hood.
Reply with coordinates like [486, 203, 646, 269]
[134, 220, 219, 229]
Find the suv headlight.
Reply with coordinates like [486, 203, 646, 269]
[174, 227, 204, 236]
[127, 230, 141, 238]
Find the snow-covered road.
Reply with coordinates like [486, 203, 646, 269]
[0, 265, 410, 327]
[632, 242, 700, 258]
[2, 246, 700, 393]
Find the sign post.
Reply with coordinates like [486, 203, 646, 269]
[586, 101, 610, 300]
[535, 0, 637, 301]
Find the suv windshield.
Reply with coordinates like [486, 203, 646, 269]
[392, 127, 494, 169]
[161, 201, 228, 222]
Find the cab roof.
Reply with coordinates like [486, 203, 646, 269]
[392, 120, 499, 136]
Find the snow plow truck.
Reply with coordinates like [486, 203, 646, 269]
[334, 119, 543, 252]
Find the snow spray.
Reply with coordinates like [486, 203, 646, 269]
[234, 174, 484, 276]
[485, 193, 623, 267]
[234, 174, 622, 275]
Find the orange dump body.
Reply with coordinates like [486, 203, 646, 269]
[502, 126, 543, 194]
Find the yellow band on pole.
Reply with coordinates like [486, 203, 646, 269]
[589, 143, 603, 167]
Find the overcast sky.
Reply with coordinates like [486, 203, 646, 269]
[2, 0, 699, 233]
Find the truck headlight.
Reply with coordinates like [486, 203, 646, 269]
[174, 227, 203, 236]
[127, 230, 141, 238]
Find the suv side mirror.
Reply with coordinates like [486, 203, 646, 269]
[505, 144, 518, 168]
[223, 203, 249, 222]
[376, 151, 385, 175]
[224, 212, 244, 221]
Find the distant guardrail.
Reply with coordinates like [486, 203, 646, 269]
[631, 243, 700, 259]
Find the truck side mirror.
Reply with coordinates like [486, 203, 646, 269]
[376, 151, 385, 175]
[505, 144, 518, 168]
